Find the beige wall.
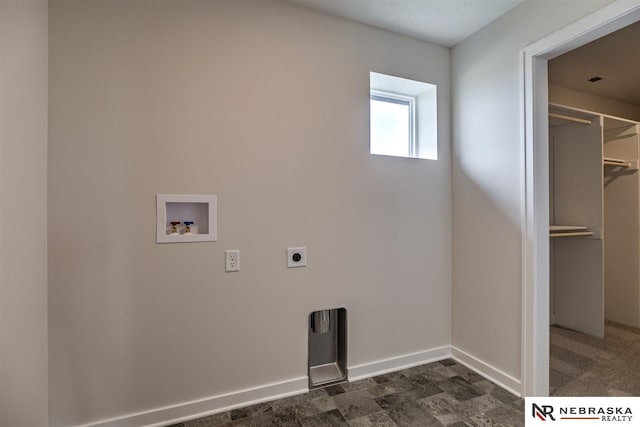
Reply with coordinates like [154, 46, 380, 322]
[451, 0, 618, 382]
[550, 83, 640, 121]
[48, 1, 452, 425]
[0, 0, 49, 426]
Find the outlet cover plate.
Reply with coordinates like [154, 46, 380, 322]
[287, 247, 307, 268]
[225, 250, 240, 272]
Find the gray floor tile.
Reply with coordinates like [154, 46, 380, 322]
[488, 387, 519, 404]
[431, 365, 459, 379]
[248, 402, 274, 422]
[483, 405, 524, 426]
[404, 374, 445, 399]
[185, 412, 231, 427]
[510, 398, 524, 411]
[423, 362, 447, 371]
[365, 381, 399, 399]
[398, 365, 428, 378]
[270, 395, 306, 412]
[374, 393, 442, 427]
[231, 408, 252, 421]
[417, 392, 463, 425]
[347, 410, 398, 427]
[299, 409, 348, 427]
[436, 376, 483, 402]
[324, 384, 346, 396]
[373, 372, 405, 384]
[470, 380, 495, 395]
[333, 390, 383, 420]
[452, 394, 504, 419]
[226, 418, 256, 427]
[340, 378, 376, 392]
[463, 414, 505, 426]
[295, 393, 337, 418]
[253, 406, 302, 427]
[418, 368, 451, 384]
[449, 365, 485, 384]
[182, 361, 524, 427]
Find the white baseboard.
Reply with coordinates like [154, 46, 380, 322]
[82, 377, 309, 427]
[81, 345, 522, 427]
[451, 346, 522, 397]
[348, 346, 451, 382]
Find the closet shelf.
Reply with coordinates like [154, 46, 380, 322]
[549, 112, 593, 126]
[603, 157, 638, 170]
[550, 225, 587, 232]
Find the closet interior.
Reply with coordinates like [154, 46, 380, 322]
[549, 103, 640, 337]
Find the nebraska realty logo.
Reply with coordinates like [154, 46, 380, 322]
[532, 403, 555, 421]
[526, 398, 639, 425]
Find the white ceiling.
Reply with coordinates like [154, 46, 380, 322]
[283, 0, 525, 47]
[549, 21, 640, 106]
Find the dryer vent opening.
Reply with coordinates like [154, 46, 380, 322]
[308, 308, 347, 389]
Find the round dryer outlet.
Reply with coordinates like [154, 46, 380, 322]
[287, 247, 307, 268]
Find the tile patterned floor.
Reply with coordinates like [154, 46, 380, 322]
[169, 359, 524, 427]
[550, 320, 640, 396]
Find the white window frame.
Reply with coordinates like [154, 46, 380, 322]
[370, 89, 417, 157]
[369, 72, 437, 160]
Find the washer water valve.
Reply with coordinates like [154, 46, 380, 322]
[169, 221, 180, 235]
[183, 221, 194, 234]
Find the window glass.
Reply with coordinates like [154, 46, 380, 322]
[370, 95, 411, 157]
[369, 72, 437, 160]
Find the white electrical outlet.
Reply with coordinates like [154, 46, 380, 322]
[287, 247, 307, 268]
[225, 250, 240, 272]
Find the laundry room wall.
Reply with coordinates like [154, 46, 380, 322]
[48, 0, 452, 425]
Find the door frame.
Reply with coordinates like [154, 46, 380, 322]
[521, 0, 640, 397]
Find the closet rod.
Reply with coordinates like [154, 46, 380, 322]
[603, 157, 631, 168]
[549, 231, 594, 238]
[549, 112, 592, 125]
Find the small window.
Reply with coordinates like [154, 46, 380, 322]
[370, 91, 416, 157]
[369, 72, 437, 160]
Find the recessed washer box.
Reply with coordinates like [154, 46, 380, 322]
[156, 194, 217, 243]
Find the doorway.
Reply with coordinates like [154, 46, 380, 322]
[547, 23, 640, 395]
[521, 1, 640, 397]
